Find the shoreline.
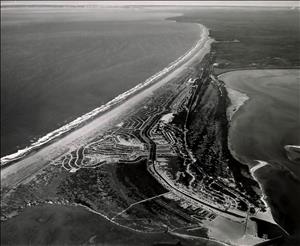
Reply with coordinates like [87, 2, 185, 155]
[220, 69, 296, 234]
[225, 87, 249, 122]
[218, 74, 253, 167]
[219, 68, 300, 166]
[1, 24, 213, 188]
[1, 23, 205, 167]
[1, 202, 228, 246]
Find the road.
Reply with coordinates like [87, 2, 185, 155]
[1, 25, 213, 189]
[148, 161, 246, 220]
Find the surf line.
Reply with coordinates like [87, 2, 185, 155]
[1, 24, 207, 166]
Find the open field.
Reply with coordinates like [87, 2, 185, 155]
[220, 69, 300, 238]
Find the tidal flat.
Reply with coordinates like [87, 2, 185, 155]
[220, 69, 300, 235]
[220, 69, 300, 170]
[2, 203, 222, 246]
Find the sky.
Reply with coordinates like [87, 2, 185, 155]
[1, 1, 299, 7]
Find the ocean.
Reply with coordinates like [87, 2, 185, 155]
[1, 7, 200, 157]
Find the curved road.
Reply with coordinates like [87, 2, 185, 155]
[1, 25, 213, 189]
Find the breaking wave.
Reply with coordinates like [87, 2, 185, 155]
[1, 24, 206, 166]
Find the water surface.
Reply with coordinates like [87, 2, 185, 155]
[220, 69, 300, 233]
[1, 7, 200, 156]
[221, 69, 300, 172]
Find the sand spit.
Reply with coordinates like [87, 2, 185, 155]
[225, 87, 249, 121]
[221, 70, 296, 237]
[1, 24, 213, 188]
[249, 160, 290, 235]
[284, 145, 300, 162]
[250, 160, 269, 175]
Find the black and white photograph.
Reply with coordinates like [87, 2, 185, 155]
[1, 1, 299, 245]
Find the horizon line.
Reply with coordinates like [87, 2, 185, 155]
[1, 1, 299, 8]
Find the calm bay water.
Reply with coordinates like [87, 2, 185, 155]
[1, 7, 199, 156]
[221, 70, 300, 172]
[221, 69, 300, 234]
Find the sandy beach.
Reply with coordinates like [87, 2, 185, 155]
[1, 24, 212, 188]
[224, 87, 249, 121]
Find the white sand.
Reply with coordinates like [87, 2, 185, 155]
[225, 87, 249, 121]
[1, 24, 213, 188]
[250, 160, 269, 175]
[220, 71, 289, 236]
[160, 113, 174, 123]
[284, 145, 300, 162]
